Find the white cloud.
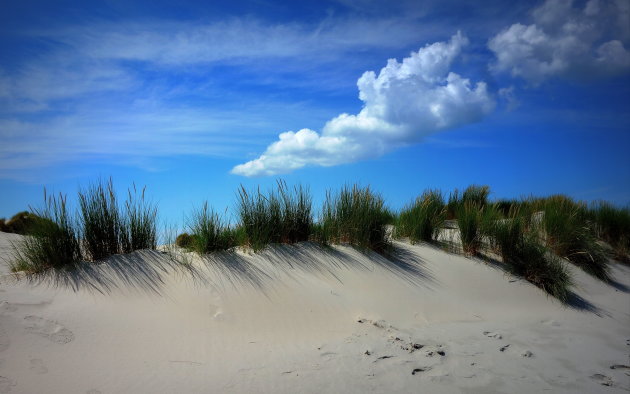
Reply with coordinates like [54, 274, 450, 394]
[488, 0, 630, 83]
[232, 32, 495, 177]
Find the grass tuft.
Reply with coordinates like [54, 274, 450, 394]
[541, 196, 610, 281]
[462, 185, 490, 207]
[78, 178, 158, 261]
[187, 203, 234, 253]
[236, 180, 313, 251]
[591, 201, 630, 262]
[457, 202, 483, 255]
[317, 184, 390, 252]
[120, 184, 158, 253]
[491, 212, 572, 302]
[10, 191, 82, 273]
[78, 178, 124, 261]
[397, 189, 445, 243]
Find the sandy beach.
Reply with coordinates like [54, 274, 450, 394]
[0, 231, 628, 393]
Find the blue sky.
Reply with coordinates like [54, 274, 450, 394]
[1, 0, 629, 226]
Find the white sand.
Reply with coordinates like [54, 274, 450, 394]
[0, 231, 628, 393]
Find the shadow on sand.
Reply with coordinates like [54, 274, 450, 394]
[8, 250, 206, 297]
[6, 242, 437, 297]
[473, 253, 604, 315]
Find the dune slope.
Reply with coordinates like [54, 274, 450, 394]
[0, 232, 629, 393]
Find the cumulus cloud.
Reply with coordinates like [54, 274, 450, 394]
[232, 32, 495, 177]
[488, 0, 630, 83]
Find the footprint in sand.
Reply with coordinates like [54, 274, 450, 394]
[23, 316, 74, 344]
[590, 373, 614, 387]
[412, 367, 431, 375]
[483, 331, 502, 340]
[0, 376, 16, 394]
[29, 359, 48, 374]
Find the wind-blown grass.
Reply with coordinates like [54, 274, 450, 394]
[456, 201, 500, 256]
[446, 184, 491, 220]
[78, 178, 158, 261]
[457, 202, 483, 255]
[237, 181, 313, 251]
[317, 184, 390, 252]
[78, 178, 124, 261]
[10, 191, 82, 273]
[491, 213, 572, 302]
[120, 184, 158, 253]
[541, 196, 610, 281]
[462, 185, 490, 207]
[397, 189, 445, 243]
[186, 203, 234, 253]
[591, 201, 630, 261]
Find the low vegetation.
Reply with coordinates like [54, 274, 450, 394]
[316, 184, 390, 252]
[185, 203, 235, 253]
[236, 181, 312, 251]
[591, 201, 630, 262]
[539, 196, 610, 281]
[10, 192, 82, 273]
[490, 211, 572, 301]
[7, 179, 628, 302]
[0, 211, 46, 235]
[10, 179, 158, 273]
[397, 189, 445, 243]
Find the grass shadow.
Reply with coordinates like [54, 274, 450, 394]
[199, 250, 274, 296]
[10, 250, 205, 297]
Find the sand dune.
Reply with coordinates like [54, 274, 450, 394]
[0, 231, 628, 393]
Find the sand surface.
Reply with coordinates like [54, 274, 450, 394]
[0, 231, 629, 393]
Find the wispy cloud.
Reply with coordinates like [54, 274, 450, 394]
[26, 17, 430, 67]
[232, 32, 495, 176]
[1, 14, 438, 178]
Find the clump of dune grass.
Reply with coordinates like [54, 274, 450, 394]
[457, 202, 483, 255]
[456, 201, 499, 256]
[276, 181, 313, 243]
[10, 191, 82, 273]
[78, 178, 124, 261]
[591, 201, 630, 262]
[446, 189, 461, 220]
[462, 185, 490, 207]
[541, 195, 609, 281]
[236, 181, 313, 251]
[491, 212, 572, 302]
[120, 184, 158, 253]
[493, 199, 521, 218]
[397, 189, 445, 243]
[186, 203, 234, 253]
[78, 178, 158, 261]
[446, 185, 490, 220]
[317, 184, 390, 252]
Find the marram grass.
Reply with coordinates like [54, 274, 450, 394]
[10, 191, 82, 273]
[397, 189, 445, 243]
[490, 211, 572, 302]
[317, 184, 390, 252]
